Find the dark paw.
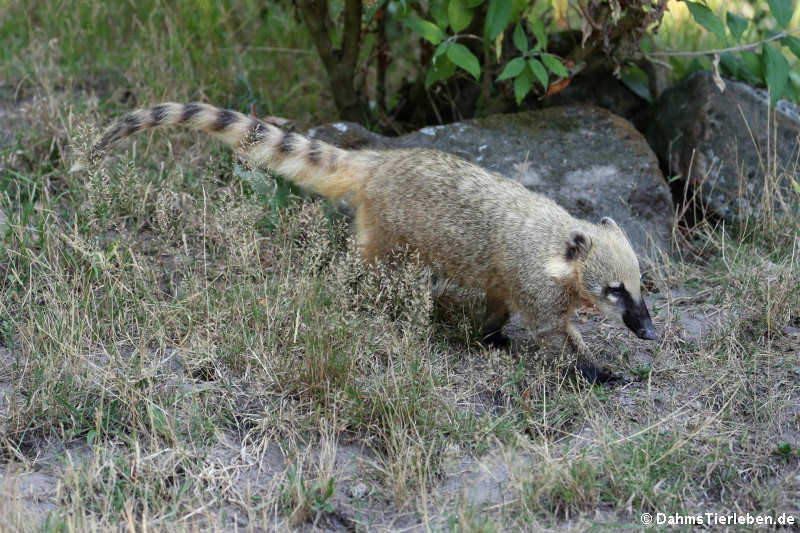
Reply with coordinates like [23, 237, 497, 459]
[482, 330, 510, 350]
[576, 365, 626, 386]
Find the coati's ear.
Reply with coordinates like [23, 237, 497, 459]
[565, 230, 592, 261]
[599, 216, 621, 231]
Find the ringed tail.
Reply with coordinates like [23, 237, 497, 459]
[74, 102, 359, 200]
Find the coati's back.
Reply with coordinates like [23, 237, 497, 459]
[361, 148, 575, 288]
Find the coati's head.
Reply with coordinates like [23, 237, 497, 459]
[565, 217, 657, 340]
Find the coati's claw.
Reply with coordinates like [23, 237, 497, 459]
[576, 364, 626, 386]
[482, 330, 510, 350]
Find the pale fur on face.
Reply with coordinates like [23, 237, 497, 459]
[580, 218, 642, 323]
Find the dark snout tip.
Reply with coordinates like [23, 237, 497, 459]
[637, 324, 658, 340]
[623, 300, 658, 341]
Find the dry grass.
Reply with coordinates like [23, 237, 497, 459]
[1, 13, 800, 531]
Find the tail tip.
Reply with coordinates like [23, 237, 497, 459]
[70, 147, 103, 173]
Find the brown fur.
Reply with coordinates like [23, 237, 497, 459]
[80, 102, 650, 376]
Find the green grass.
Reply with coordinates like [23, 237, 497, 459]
[0, 0, 336, 122]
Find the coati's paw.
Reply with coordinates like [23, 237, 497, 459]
[575, 364, 626, 386]
[481, 330, 510, 350]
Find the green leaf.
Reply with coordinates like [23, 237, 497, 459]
[725, 12, 748, 42]
[527, 58, 549, 88]
[425, 69, 439, 89]
[404, 17, 447, 45]
[530, 16, 547, 50]
[764, 44, 789, 106]
[620, 65, 652, 103]
[511, 0, 528, 19]
[447, 42, 481, 79]
[741, 51, 764, 81]
[466, 0, 484, 7]
[783, 79, 800, 102]
[793, 178, 800, 196]
[685, 2, 726, 40]
[434, 41, 450, 58]
[513, 23, 528, 53]
[497, 57, 526, 80]
[449, 0, 474, 33]
[541, 54, 568, 78]
[484, 0, 512, 41]
[719, 52, 762, 84]
[148, 404, 170, 437]
[782, 35, 800, 60]
[640, 34, 653, 54]
[425, 56, 457, 88]
[767, 0, 793, 29]
[430, 0, 449, 29]
[514, 65, 534, 104]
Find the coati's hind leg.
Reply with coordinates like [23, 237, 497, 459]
[353, 207, 388, 263]
[481, 291, 510, 349]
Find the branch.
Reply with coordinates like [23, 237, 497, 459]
[295, 0, 337, 71]
[376, 8, 388, 115]
[295, 0, 368, 122]
[577, 0, 602, 31]
[341, 0, 362, 72]
[647, 27, 800, 58]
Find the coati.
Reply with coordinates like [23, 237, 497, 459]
[76, 102, 658, 383]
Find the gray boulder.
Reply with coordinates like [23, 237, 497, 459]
[310, 105, 673, 258]
[645, 70, 800, 221]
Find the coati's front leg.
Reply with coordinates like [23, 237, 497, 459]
[566, 322, 589, 354]
[525, 303, 622, 385]
[566, 321, 622, 384]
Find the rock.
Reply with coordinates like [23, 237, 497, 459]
[307, 121, 391, 150]
[645, 70, 800, 221]
[309, 106, 673, 258]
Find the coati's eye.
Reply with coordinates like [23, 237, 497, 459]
[604, 282, 625, 300]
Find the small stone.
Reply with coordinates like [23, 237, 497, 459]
[349, 482, 368, 499]
[782, 326, 800, 338]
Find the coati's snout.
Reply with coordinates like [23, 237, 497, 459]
[611, 285, 657, 340]
[625, 305, 657, 340]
